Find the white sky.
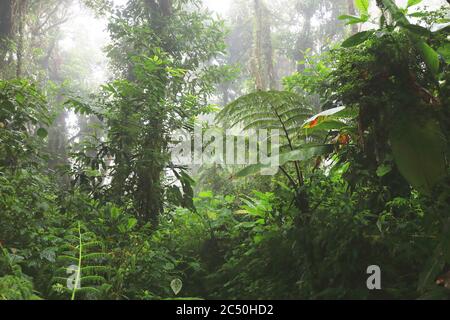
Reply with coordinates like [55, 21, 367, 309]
[204, 0, 231, 15]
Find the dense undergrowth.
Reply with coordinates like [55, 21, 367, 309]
[1, 0, 450, 300]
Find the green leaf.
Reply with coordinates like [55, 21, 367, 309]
[304, 120, 348, 133]
[303, 106, 347, 128]
[342, 31, 374, 48]
[355, 0, 370, 15]
[407, 12, 427, 18]
[390, 117, 447, 195]
[416, 41, 440, 75]
[376, 164, 393, 177]
[278, 145, 334, 166]
[402, 24, 431, 37]
[198, 191, 213, 198]
[407, 0, 423, 8]
[438, 43, 450, 64]
[37, 128, 48, 138]
[127, 218, 138, 230]
[338, 15, 367, 25]
[235, 145, 333, 178]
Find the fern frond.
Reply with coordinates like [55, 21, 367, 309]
[53, 222, 110, 300]
[80, 266, 111, 275]
[80, 275, 106, 285]
[83, 241, 103, 249]
[57, 255, 79, 263]
[217, 91, 313, 146]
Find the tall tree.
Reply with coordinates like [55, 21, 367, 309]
[103, 0, 226, 224]
[252, 0, 276, 90]
[0, 0, 14, 66]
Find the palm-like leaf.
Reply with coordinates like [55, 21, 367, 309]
[216, 91, 313, 143]
[216, 91, 333, 185]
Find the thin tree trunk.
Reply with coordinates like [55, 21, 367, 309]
[0, 0, 14, 71]
[252, 0, 276, 90]
[347, 0, 358, 34]
[16, 0, 26, 78]
[134, 0, 173, 225]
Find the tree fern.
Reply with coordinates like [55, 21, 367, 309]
[216, 90, 314, 146]
[217, 91, 333, 183]
[52, 222, 111, 300]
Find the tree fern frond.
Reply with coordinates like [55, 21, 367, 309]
[217, 91, 313, 143]
[80, 275, 106, 285]
[242, 119, 282, 131]
[83, 241, 103, 249]
[232, 111, 278, 128]
[52, 276, 70, 283]
[57, 255, 79, 263]
[80, 266, 111, 275]
[52, 222, 110, 300]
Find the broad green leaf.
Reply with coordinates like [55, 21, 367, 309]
[402, 24, 431, 37]
[390, 117, 446, 195]
[303, 106, 346, 128]
[416, 42, 440, 75]
[408, 12, 427, 18]
[407, 0, 423, 8]
[235, 145, 333, 178]
[338, 15, 367, 25]
[304, 120, 348, 133]
[127, 218, 137, 230]
[342, 31, 374, 48]
[278, 145, 334, 167]
[170, 279, 183, 296]
[198, 191, 213, 198]
[355, 0, 370, 14]
[438, 43, 450, 64]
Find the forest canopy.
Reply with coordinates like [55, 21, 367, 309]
[0, 0, 449, 301]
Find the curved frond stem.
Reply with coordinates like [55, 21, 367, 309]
[71, 222, 82, 301]
[273, 106, 304, 186]
[279, 165, 298, 190]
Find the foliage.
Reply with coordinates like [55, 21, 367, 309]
[0, 0, 449, 302]
[52, 222, 110, 300]
[0, 79, 51, 170]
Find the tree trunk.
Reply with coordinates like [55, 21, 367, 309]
[133, 0, 173, 226]
[347, 0, 358, 34]
[252, 0, 276, 90]
[16, 0, 26, 78]
[0, 1, 14, 40]
[0, 0, 14, 69]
